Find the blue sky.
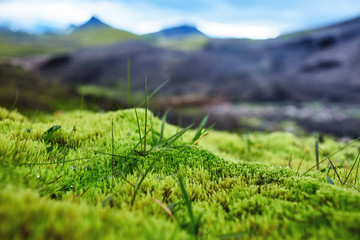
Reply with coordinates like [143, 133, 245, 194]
[1, 0, 360, 38]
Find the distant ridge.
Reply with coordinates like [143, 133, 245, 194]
[0, 25, 11, 33]
[152, 25, 206, 38]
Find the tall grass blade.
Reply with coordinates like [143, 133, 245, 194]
[192, 114, 209, 143]
[131, 157, 157, 206]
[144, 76, 148, 153]
[95, 151, 138, 161]
[134, 107, 142, 143]
[5, 89, 18, 119]
[127, 56, 131, 108]
[193, 124, 215, 145]
[319, 146, 342, 184]
[137, 80, 168, 108]
[314, 132, 319, 171]
[133, 127, 152, 155]
[344, 152, 360, 185]
[177, 172, 196, 235]
[158, 110, 169, 144]
[301, 137, 360, 177]
[19, 155, 99, 166]
[58, 123, 77, 171]
[111, 119, 114, 185]
[150, 124, 194, 152]
[355, 152, 360, 185]
[296, 153, 305, 176]
[288, 152, 292, 168]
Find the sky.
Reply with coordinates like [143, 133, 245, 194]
[1, 0, 360, 39]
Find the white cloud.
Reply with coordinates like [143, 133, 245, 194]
[0, 1, 90, 32]
[0, 0, 90, 27]
[0, 0, 359, 38]
[198, 22, 280, 39]
[0, 0, 183, 34]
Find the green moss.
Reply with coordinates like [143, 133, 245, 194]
[0, 107, 360, 239]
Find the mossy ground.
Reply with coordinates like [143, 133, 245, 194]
[1, 106, 360, 239]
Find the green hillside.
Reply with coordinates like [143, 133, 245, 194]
[1, 106, 359, 239]
[0, 27, 138, 57]
[152, 35, 208, 51]
[60, 27, 138, 47]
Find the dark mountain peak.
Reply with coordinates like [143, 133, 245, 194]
[87, 16, 103, 25]
[157, 24, 205, 38]
[76, 16, 110, 31]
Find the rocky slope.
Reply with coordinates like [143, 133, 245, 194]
[35, 16, 360, 104]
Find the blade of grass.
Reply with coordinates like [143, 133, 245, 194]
[192, 114, 209, 143]
[57, 122, 77, 171]
[319, 146, 342, 184]
[5, 89, 18, 119]
[344, 152, 360, 184]
[134, 107, 142, 143]
[296, 153, 305, 176]
[151, 197, 176, 222]
[149, 124, 194, 152]
[158, 110, 170, 144]
[314, 132, 319, 171]
[111, 119, 114, 186]
[355, 152, 360, 185]
[47, 175, 63, 185]
[137, 80, 168, 108]
[96, 151, 138, 161]
[288, 152, 292, 168]
[193, 123, 215, 145]
[133, 127, 152, 154]
[144, 76, 148, 153]
[177, 172, 196, 235]
[301, 137, 360, 177]
[121, 176, 135, 188]
[164, 124, 194, 147]
[127, 56, 131, 108]
[19, 155, 99, 166]
[131, 157, 158, 206]
[345, 182, 360, 192]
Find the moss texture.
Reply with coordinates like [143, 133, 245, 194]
[0, 106, 360, 239]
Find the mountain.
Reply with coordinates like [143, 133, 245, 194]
[0, 16, 138, 57]
[74, 16, 110, 32]
[0, 25, 11, 33]
[146, 25, 208, 51]
[152, 25, 205, 38]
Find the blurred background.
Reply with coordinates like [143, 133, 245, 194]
[1, 0, 360, 138]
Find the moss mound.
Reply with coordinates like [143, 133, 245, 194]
[0, 107, 360, 239]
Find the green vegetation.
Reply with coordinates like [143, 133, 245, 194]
[152, 35, 208, 51]
[0, 27, 138, 57]
[0, 63, 79, 112]
[58, 27, 138, 47]
[1, 104, 360, 239]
